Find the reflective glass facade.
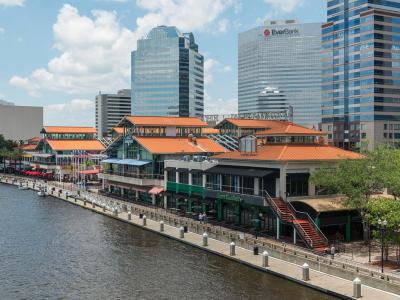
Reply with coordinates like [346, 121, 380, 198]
[132, 26, 204, 117]
[322, 0, 400, 150]
[238, 20, 322, 128]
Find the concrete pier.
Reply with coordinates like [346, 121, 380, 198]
[2, 176, 400, 300]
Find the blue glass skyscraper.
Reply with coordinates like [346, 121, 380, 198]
[131, 26, 204, 117]
[322, 0, 400, 150]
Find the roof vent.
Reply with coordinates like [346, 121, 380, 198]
[239, 136, 257, 155]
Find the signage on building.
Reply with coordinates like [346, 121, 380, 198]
[264, 28, 300, 37]
[203, 108, 293, 123]
[124, 135, 133, 145]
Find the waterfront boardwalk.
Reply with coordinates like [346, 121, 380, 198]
[2, 177, 400, 300]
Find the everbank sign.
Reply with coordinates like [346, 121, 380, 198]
[264, 28, 300, 37]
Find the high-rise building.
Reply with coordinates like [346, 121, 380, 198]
[257, 86, 287, 113]
[96, 89, 131, 138]
[322, 0, 400, 151]
[238, 20, 322, 128]
[131, 26, 204, 117]
[0, 102, 43, 141]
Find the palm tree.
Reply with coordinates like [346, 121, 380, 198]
[0, 149, 8, 173]
[12, 149, 25, 174]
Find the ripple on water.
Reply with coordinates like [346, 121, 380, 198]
[0, 183, 338, 300]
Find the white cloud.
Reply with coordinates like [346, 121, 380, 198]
[44, 99, 95, 126]
[10, 2, 235, 97]
[135, 0, 235, 35]
[204, 58, 232, 84]
[204, 93, 237, 115]
[216, 18, 229, 33]
[10, 4, 136, 95]
[263, 0, 304, 13]
[9, 76, 41, 97]
[204, 58, 218, 85]
[222, 65, 232, 72]
[0, 0, 24, 7]
[0, 27, 4, 34]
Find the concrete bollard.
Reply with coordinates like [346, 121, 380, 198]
[103, 206, 106, 212]
[128, 211, 132, 220]
[179, 226, 185, 238]
[160, 221, 164, 232]
[331, 246, 335, 259]
[203, 232, 208, 246]
[262, 251, 269, 267]
[143, 215, 147, 226]
[230, 242, 236, 256]
[302, 263, 310, 281]
[353, 278, 361, 298]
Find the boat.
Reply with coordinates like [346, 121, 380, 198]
[18, 185, 29, 190]
[37, 188, 47, 197]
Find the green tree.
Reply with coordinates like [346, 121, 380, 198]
[310, 155, 383, 239]
[367, 197, 400, 262]
[372, 146, 400, 199]
[84, 159, 94, 168]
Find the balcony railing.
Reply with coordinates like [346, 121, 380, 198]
[167, 182, 265, 206]
[167, 182, 205, 198]
[103, 169, 164, 180]
[206, 183, 260, 196]
[31, 160, 57, 165]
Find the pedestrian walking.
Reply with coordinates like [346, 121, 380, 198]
[199, 212, 203, 224]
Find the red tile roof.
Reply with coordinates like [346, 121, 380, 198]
[112, 127, 124, 134]
[20, 144, 38, 151]
[256, 124, 327, 136]
[134, 137, 228, 154]
[28, 137, 41, 143]
[213, 144, 363, 162]
[124, 116, 208, 127]
[42, 126, 97, 134]
[46, 140, 105, 151]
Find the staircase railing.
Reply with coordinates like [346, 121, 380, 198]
[286, 200, 329, 248]
[262, 190, 327, 250]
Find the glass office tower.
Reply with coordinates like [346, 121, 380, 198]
[132, 26, 204, 117]
[238, 20, 322, 128]
[322, 0, 400, 150]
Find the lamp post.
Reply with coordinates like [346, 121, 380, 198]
[378, 219, 387, 273]
[364, 215, 371, 263]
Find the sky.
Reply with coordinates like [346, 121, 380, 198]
[0, 0, 326, 126]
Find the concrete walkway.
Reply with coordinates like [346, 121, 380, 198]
[2, 177, 400, 300]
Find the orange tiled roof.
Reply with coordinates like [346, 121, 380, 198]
[256, 124, 327, 136]
[112, 127, 124, 134]
[134, 137, 228, 154]
[46, 140, 105, 151]
[42, 126, 97, 134]
[219, 119, 290, 129]
[213, 144, 363, 162]
[125, 116, 208, 127]
[28, 136, 41, 143]
[202, 128, 220, 135]
[20, 144, 38, 151]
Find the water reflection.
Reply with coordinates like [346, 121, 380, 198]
[0, 184, 337, 300]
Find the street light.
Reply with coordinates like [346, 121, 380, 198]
[378, 219, 388, 273]
[363, 216, 371, 263]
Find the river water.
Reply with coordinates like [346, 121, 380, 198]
[0, 183, 337, 300]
